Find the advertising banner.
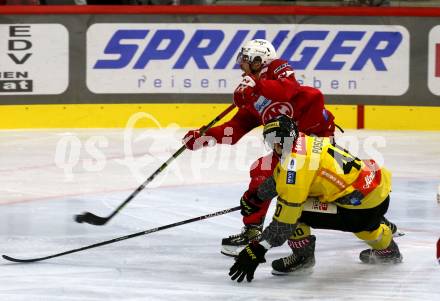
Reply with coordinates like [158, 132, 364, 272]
[1, 8, 439, 106]
[87, 23, 409, 96]
[428, 25, 440, 96]
[0, 24, 69, 95]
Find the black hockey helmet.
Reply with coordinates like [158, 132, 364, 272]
[263, 114, 298, 150]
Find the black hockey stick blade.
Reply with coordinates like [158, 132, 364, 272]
[2, 255, 38, 263]
[74, 104, 236, 227]
[74, 212, 109, 226]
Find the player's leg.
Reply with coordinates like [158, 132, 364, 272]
[221, 153, 278, 257]
[346, 196, 402, 263]
[271, 223, 316, 275]
[337, 196, 402, 264]
[299, 196, 402, 265]
[270, 197, 343, 276]
[356, 224, 402, 264]
[381, 215, 404, 237]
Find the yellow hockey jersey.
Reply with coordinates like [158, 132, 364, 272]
[273, 134, 392, 225]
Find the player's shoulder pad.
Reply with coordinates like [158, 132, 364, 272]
[268, 59, 293, 75]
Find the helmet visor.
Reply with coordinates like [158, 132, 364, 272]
[263, 131, 283, 151]
[263, 131, 295, 155]
[236, 51, 262, 65]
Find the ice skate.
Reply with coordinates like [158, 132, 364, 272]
[272, 235, 316, 275]
[221, 224, 262, 257]
[359, 239, 403, 264]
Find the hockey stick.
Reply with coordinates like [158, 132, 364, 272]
[3, 206, 241, 263]
[74, 104, 236, 226]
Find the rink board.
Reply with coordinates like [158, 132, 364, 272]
[1, 103, 440, 130]
[1, 6, 440, 130]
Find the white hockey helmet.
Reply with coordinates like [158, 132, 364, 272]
[236, 39, 277, 66]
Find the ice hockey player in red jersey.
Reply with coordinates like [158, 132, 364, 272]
[185, 39, 335, 151]
[183, 39, 398, 256]
[182, 39, 335, 254]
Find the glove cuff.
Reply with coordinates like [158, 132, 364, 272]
[259, 240, 271, 250]
[249, 241, 268, 263]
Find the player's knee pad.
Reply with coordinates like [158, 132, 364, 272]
[288, 223, 311, 240]
[354, 223, 393, 250]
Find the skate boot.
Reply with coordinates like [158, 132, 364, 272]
[359, 239, 403, 264]
[381, 216, 404, 237]
[221, 224, 262, 257]
[271, 235, 316, 276]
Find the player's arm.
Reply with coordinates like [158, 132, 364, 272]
[247, 172, 305, 248]
[257, 77, 300, 102]
[255, 60, 301, 102]
[239, 155, 279, 216]
[183, 108, 259, 150]
[259, 198, 305, 248]
[245, 174, 300, 248]
[259, 158, 312, 248]
[205, 108, 259, 145]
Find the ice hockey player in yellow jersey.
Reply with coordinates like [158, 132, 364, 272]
[229, 114, 403, 283]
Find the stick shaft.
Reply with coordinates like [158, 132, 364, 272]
[104, 104, 236, 222]
[4, 206, 241, 263]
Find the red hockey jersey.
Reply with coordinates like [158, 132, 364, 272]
[206, 59, 335, 145]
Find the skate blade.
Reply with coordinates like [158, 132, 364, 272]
[271, 267, 314, 276]
[362, 255, 403, 264]
[220, 245, 245, 257]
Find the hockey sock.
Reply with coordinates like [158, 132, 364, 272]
[355, 223, 393, 250]
[288, 223, 311, 240]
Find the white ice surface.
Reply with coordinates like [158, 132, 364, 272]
[0, 128, 439, 301]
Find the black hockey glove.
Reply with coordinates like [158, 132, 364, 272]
[229, 241, 267, 283]
[240, 192, 263, 216]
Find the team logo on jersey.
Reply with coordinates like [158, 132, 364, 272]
[286, 159, 296, 184]
[254, 96, 272, 114]
[287, 158, 296, 171]
[294, 135, 306, 155]
[262, 102, 294, 123]
[286, 171, 296, 184]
